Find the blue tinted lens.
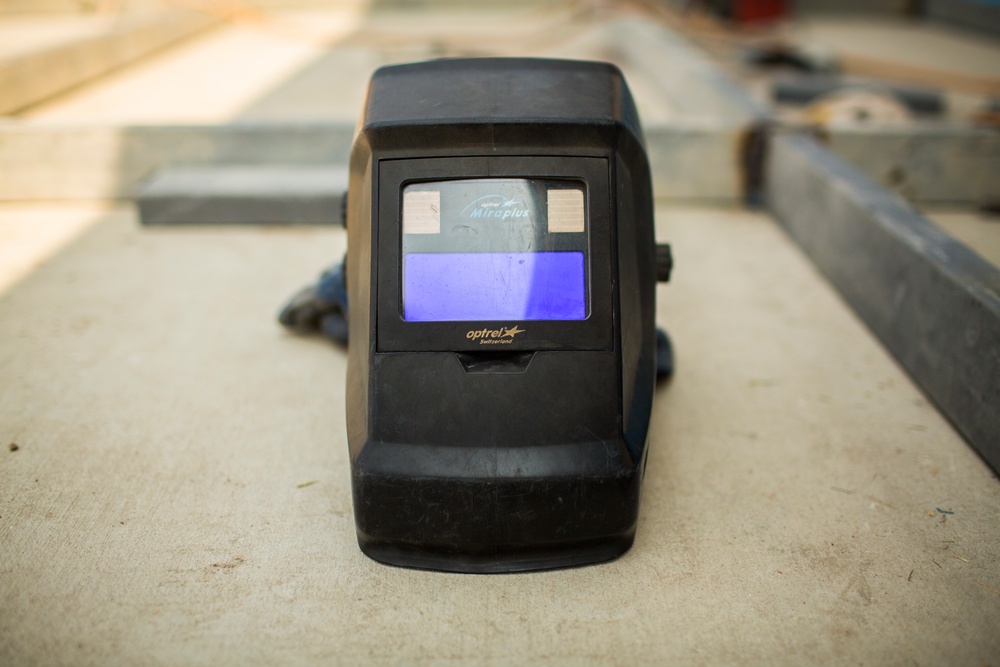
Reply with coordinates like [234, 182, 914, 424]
[404, 252, 586, 322]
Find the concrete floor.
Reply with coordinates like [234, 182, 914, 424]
[2, 3, 999, 664]
[1, 203, 998, 664]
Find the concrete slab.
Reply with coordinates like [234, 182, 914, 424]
[821, 125, 1000, 207]
[1, 203, 997, 664]
[137, 165, 348, 225]
[0, 15, 124, 61]
[0, 7, 219, 115]
[18, 9, 370, 123]
[0, 123, 357, 200]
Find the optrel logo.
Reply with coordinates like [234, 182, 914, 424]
[461, 195, 530, 220]
[466, 326, 525, 345]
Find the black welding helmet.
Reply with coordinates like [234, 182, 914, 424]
[343, 58, 668, 573]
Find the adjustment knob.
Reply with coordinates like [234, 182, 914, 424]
[655, 244, 673, 282]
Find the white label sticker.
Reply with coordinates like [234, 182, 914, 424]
[547, 189, 585, 233]
[403, 190, 441, 234]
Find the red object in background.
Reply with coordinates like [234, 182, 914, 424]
[732, 0, 788, 24]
